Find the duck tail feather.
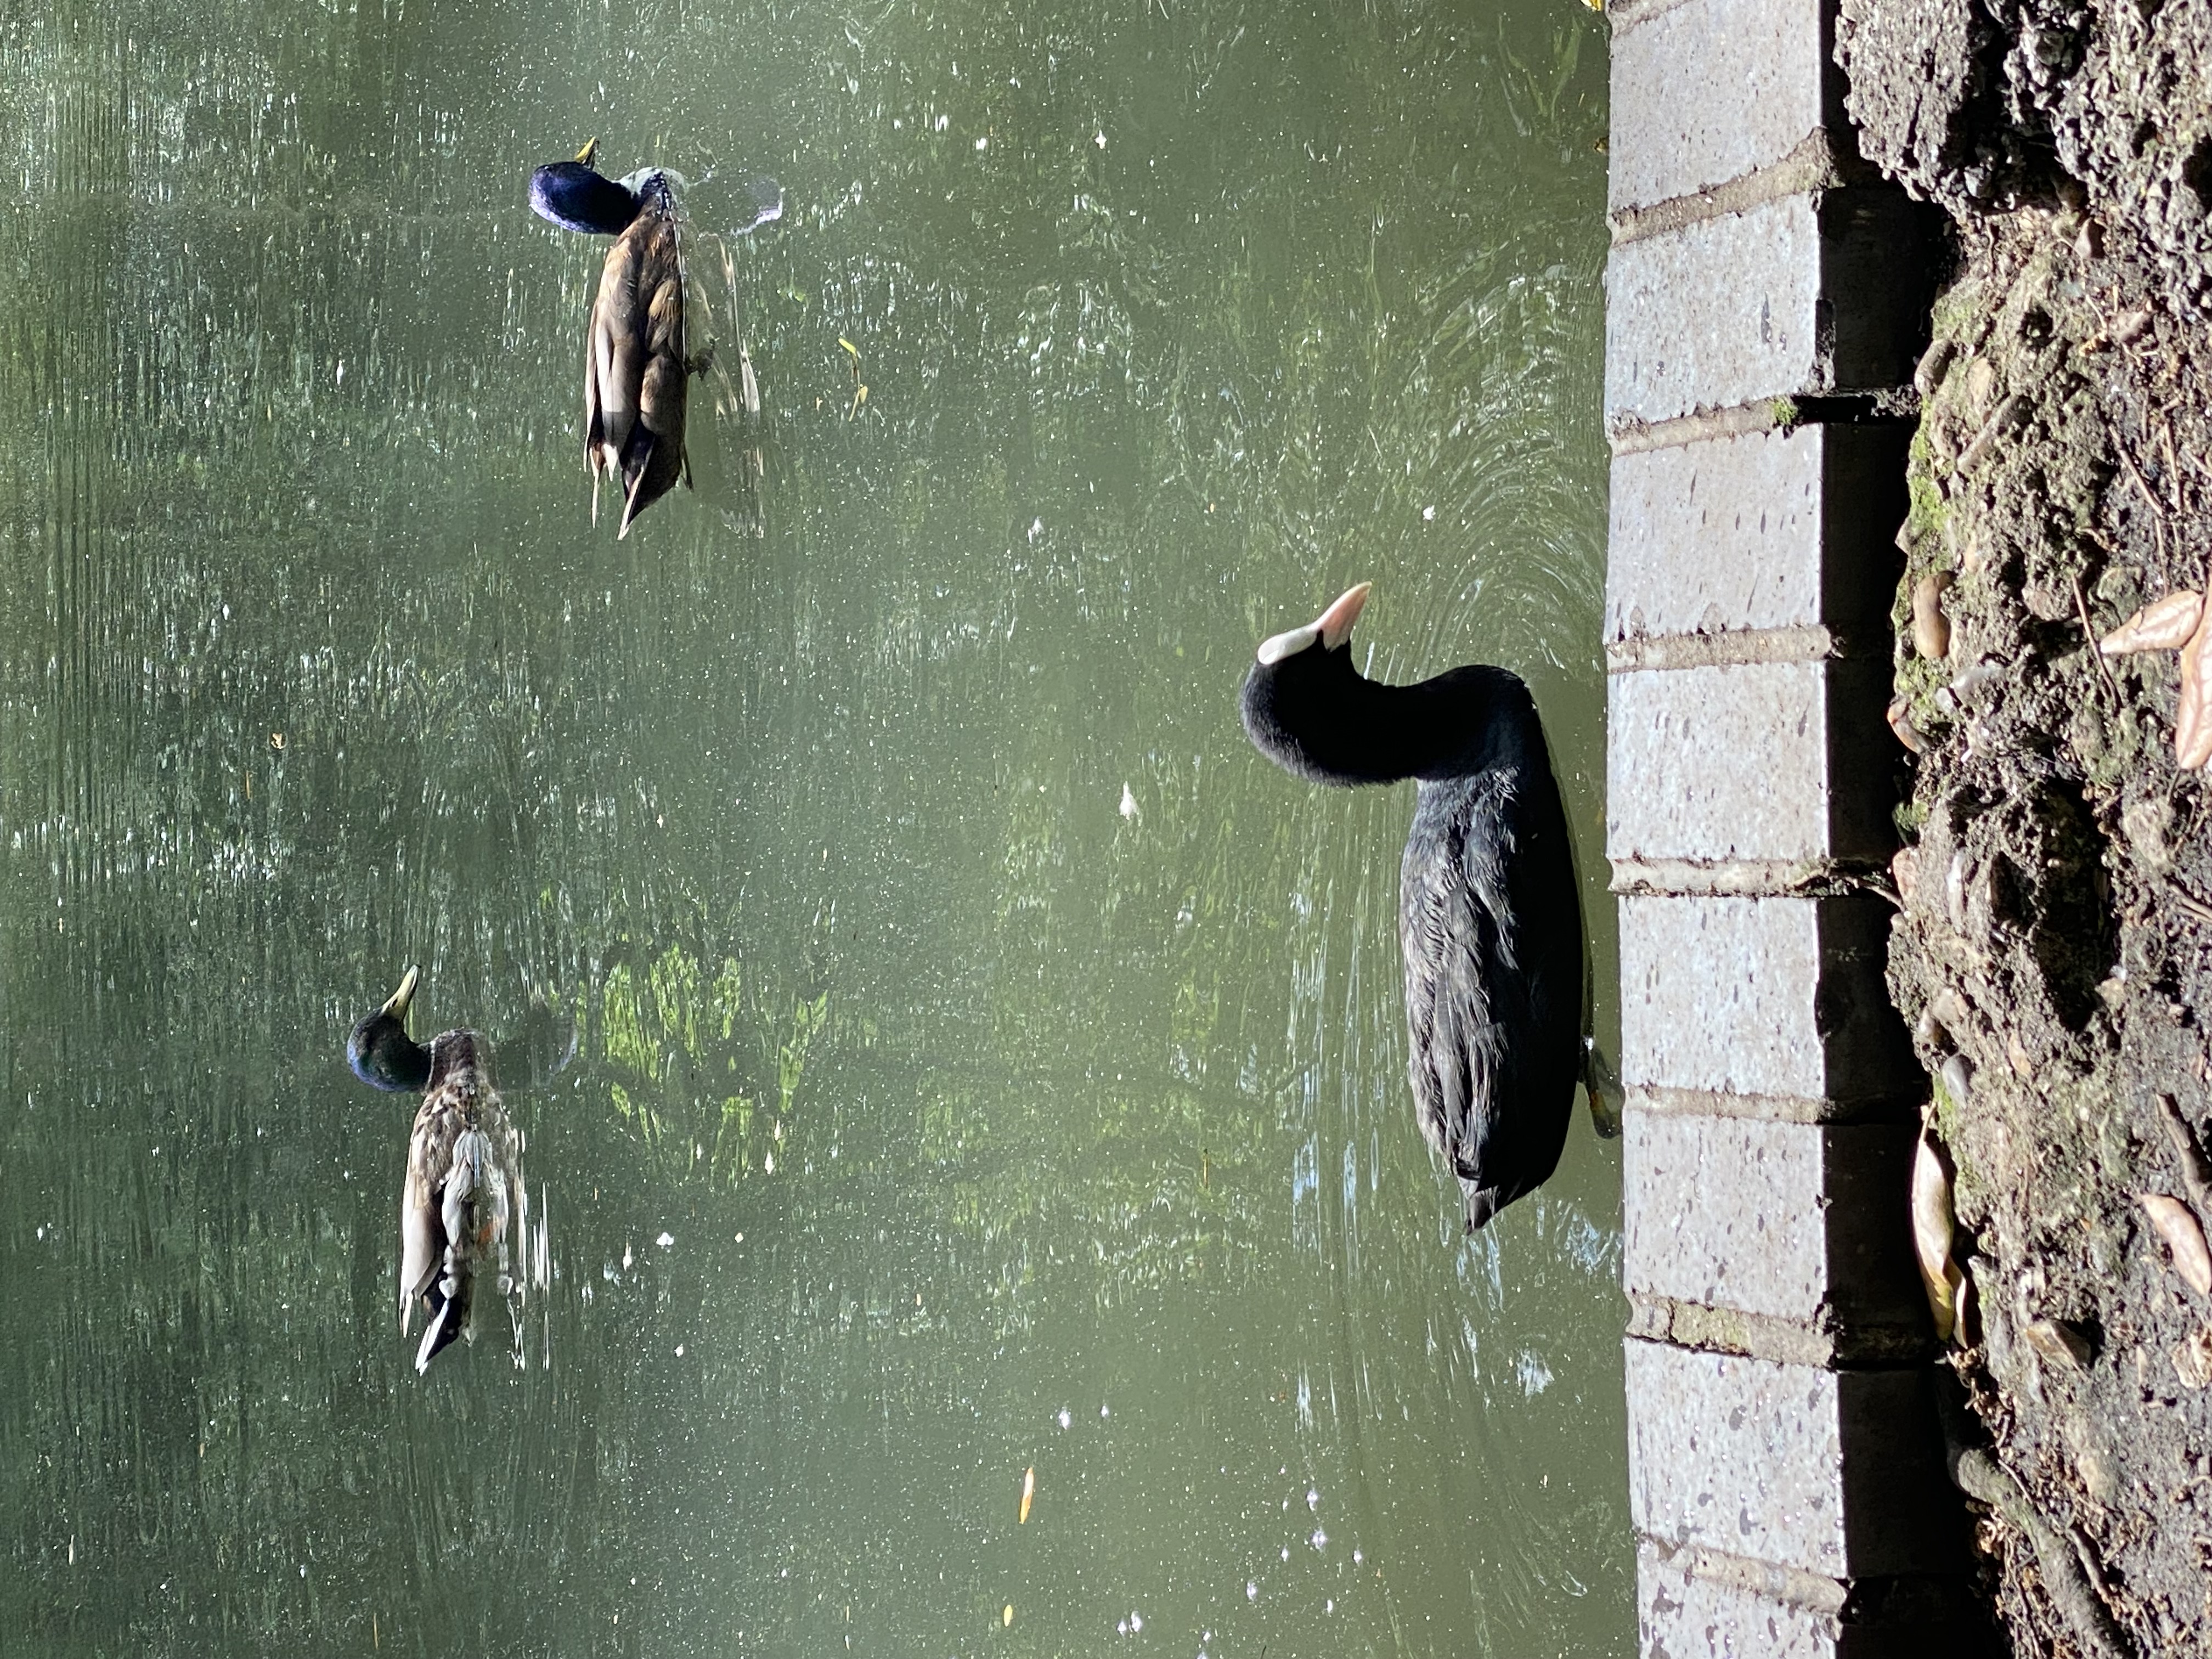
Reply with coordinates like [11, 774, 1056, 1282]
[618, 444, 653, 538]
[414, 1275, 469, 1374]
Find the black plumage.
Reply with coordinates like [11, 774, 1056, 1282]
[1240, 583, 1585, 1232]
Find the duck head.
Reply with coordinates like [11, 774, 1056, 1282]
[348, 966, 433, 1092]
[529, 138, 644, 235]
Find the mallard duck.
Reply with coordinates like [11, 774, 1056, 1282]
[529, 139, 692, 537]
[1240, 584, 1587, 1232]
[348, 967, 528, 1373]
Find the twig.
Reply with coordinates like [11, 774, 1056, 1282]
[2118, 443, 2171, 566]
[2166, 881, 2212, 926]
[2154, 1093, 2212, 1219]
[2072, 573, 2120, 704]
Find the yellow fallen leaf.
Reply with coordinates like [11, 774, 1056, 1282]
[1019, 1465, 1035, 1524]
[838, 337, 860, 359]
[2099, 589, 2203, 654]
[1002, 1605, 1014, 1627]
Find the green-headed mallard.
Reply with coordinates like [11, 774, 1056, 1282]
[529, 139, 692, 538]
[348, 966, 528, 1374]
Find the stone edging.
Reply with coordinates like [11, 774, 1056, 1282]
[1602, 0, 1994, 1651]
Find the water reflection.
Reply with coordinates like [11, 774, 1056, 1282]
[0, 0, 1621, 1652]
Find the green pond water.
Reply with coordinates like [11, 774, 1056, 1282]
[0, 0, 1621, 1652]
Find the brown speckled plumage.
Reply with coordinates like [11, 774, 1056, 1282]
[399, 1031, 527, 1374]
[585, 176, 689, 538]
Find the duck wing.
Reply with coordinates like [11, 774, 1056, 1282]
[583, 197, 690, 537]
[398, 1095, 456, 1335]
[588, 229, 645, 515]
[616, 211, 689, 536]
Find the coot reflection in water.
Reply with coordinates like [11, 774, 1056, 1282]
[348, 966, 533, 1373]
[1240, 583, 1602, 1232]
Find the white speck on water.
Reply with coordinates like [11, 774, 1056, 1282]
[1516, 1351, 1554, 1396]
[1421, 505, 1436, 521]
[657, 1232, 674, 1249]
[622, 1244, 633, 1269]
[1119, 784, 1139, 820]
[674, 1345, 684, 1357]
[1245, 1582, 1257, 1601]
[1306, 1487, 1319, 1510]
[975, 136, 988, 151]
[1279, 1547, 1290, 1562]
[1057, 1408, 1071, 1429]
[1096, 131, 1107, 147]
[1310, 1528, 1328, 1551]
[1100, 1403, 1110, 1418]
[1352, 1549, 1363, 1565]
[1028, 517, 1044, 543]
[1130, 1612, 1142, 1632]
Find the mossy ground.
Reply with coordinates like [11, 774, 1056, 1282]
[1890, 202, 2212, 1653]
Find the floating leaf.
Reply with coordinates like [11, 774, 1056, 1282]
[1019, 1466, 1035, 1525]
[1002, 1605, 1014, 1628]
[2098, 590, 2203, 654]
[2138, 1192, 2212, 1297]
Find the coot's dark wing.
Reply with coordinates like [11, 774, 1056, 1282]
[1401, 774, 1511, 1226]
[1401, 762, 1580, 1231]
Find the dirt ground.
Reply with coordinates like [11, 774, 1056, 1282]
[1836, 2, 2212, 1652]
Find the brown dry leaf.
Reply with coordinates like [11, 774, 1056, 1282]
[1912, 571, 1955, 661]
[2176, 1329, 2212, 1389]
[2138, 1192, 2212, 1297]
[2099, 589, 2203, 654]
[1913, 1125, 1963, 1341]
[2181, 601, 2212, 770]
[2024, 1318, 2092, 1372]
[1887, 696, 1926, 755]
